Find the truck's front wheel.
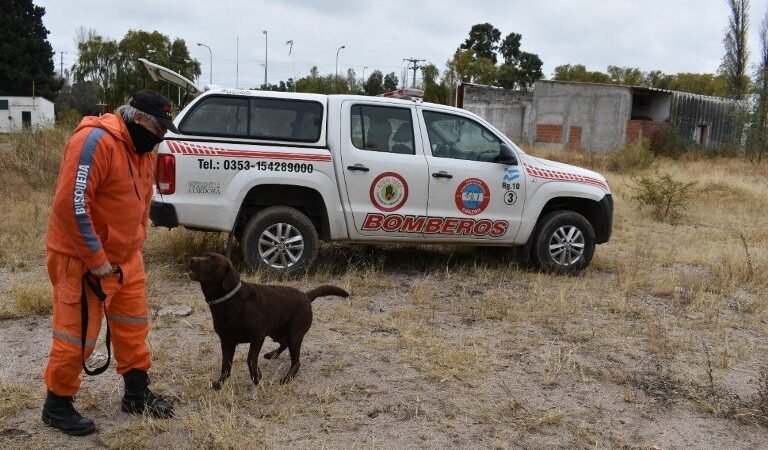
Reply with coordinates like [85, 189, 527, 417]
[241, 206, 319, 274]
[532, 211, 595, 274]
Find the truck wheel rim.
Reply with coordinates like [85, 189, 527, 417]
[548, 225, 585, 266]
[258, 223, 305, 269]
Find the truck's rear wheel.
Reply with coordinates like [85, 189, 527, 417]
[532, 211, 595, 274]
[241, 206, 319, 274]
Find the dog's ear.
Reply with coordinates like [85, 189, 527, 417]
[222, 263, 240, 291]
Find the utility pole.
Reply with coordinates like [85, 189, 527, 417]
[403, 58, 426, 88]
[60, 51, 65, 79]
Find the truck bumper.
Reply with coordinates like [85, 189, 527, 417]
[149, 201, 179, 229]
[596, 194, 613, 244]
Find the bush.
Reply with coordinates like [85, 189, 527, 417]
[651, 127, 689, 159]
[628, 173, 698, 224]
[605, 144, 655, 173]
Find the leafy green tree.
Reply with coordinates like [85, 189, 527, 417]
[460, 23, 501, 63]
[552, 64, 611, 83]
[55, 80, 102, 116]
[453, 26, 542, 90]
[607, 66, 646, 86]
[665, 73, 728, 96]
[421, 63, 451, 105]
[295, 66, 340, 94]
[364, 70, 384, 95]
[747, 8, 768, 162]
[383, 72, 399, 91]
[73, 28, 200, 107]
[721, 0, 751, 99]
[0, 0, 62, 100]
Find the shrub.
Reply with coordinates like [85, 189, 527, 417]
[628, 173, 698, 224]
[650, 127, 691, 159]
[605, 143, 655, 173]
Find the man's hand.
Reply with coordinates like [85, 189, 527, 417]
[90, 261, 113, 279]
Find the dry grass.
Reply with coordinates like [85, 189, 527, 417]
[1, 128, 767, 447]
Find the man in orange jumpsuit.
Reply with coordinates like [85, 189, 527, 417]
[43, 90, 176, 435]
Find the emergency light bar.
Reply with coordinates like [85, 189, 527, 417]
[378, 88, 424, 100]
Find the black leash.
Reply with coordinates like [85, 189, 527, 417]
[80, 266, 123, 376]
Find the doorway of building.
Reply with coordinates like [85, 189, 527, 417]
[21, 111, 31, 129]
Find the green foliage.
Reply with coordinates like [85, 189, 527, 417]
[449, 25, 542, 91]
[628, 173, 698, 224]
[364, 70, 384, 95]
[721, 0, 751, 100]
[605, 145, 656, 174]
[383, 72, 399, 91]
[746, 9, 768, 163]
[0, 0, 62, 100]
[650, 127, 690, 158]
[552, 64, 729, 96]
[460, 23, 501, 64]
[607, 66, 645, 86]
[55, 80, 102, 116]
[552, 64, 611, 84]
[72, 28, 201, 107]
[422, 64, 452, 105]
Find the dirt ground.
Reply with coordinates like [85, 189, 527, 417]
[1, 239, 768, 450]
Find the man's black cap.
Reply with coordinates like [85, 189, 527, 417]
[129, 90, 179, 134]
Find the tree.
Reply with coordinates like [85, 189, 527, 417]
[0, 0, 62, 100]
[607, 66, 646, 86]
[55, 80, 102, 116]
[552, 64, 611, 84]
[421, 63, 451, 105]
[72, 28, 200, 107]
[747, 8, 768, 162]
[721, 0, 750, 99]
[453, 26, 542, 90]
[383, 72, 399, 91]
[364, 70, 384, 95]
[460, 23, 501, 63]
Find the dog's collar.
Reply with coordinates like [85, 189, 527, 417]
[206, 282, 242, 305]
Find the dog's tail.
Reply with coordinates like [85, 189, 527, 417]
[306, 285, 349, 302]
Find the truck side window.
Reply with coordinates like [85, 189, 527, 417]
[351, 105, 414, 155]
[423, 111, 501, 162]
[250, 98, 323, 142]
[180, 96, 249, 137]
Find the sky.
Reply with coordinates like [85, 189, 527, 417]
[36, 0, 767, 90]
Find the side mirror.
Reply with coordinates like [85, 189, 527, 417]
[499, 143, 518, 165]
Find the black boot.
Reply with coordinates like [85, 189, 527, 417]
[121, 369, 174, 418]
[41, 391, 96, 436]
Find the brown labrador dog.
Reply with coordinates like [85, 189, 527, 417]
[188, 253, 349, 389]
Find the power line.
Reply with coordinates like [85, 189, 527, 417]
[403, 58, 426, 88]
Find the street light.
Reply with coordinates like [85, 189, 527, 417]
[263, 30, 268, 87]
[286, 40, 295, 92]
[335, 45, 345, 93]
[197, 42, 213, 84]
[362, 66, 368, 92]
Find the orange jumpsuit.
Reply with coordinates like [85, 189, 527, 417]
[44, 113, 156, 396]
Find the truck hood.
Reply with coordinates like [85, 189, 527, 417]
[523, 155, 610, 192]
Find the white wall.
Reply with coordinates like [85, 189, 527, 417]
[0, 97, 55, 133]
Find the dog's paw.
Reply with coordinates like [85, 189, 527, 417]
[212, 380, 223, 390]
[279, 375, 294, 384]
[264, 351, 276, 360]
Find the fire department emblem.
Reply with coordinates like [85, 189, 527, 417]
[370, 172, 409, 212]
[455, 178, 490, 215]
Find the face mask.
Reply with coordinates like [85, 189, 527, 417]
[126, 121, 164, 153]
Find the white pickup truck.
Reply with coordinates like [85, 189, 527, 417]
[143, 60, 613, 275]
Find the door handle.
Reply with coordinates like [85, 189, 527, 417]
[346, 164, 370, 172]
[431, 171, 453, 179]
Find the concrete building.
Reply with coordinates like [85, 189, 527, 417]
[0, 96, 55, 133]
[459, 80, 742, 153]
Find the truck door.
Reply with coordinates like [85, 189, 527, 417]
[417, 108, 526, 242]
[339, 101, 429, 239]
